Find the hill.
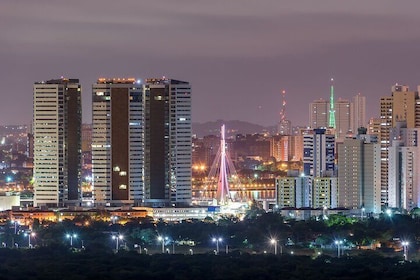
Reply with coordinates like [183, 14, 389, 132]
[193, 120, 276, 138]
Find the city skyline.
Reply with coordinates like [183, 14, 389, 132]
[2, 1, 420, 127]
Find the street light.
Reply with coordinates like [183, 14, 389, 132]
[24, 232, 35, 248]
[158, 236, 168, 254]
[334, 240, 343, 258]
[112, 234, 123, 252]
[402, 241, 409, 261]
[212, 237, 223, 255]
[189, 248, 193, 255]
[66, 233, 77, 247]
[270, 239, 278, 255]
[11, 220, 20, 234]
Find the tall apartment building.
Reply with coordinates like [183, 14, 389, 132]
[379, 84, 420, 207]
[312, 177, 338, 209]
[368, 118, 381, 136]
[91, 78, 144, 206]
[275, 175, 312, 208]
[309, 99, 329, 129]
[337, 130, 381, 214]
[388, 121, 420, 211]
[270, 135, 303, 162]
[303, 128, 335, 177]
[143, 78, 192, 207]
[335, 98, 351, 141]
[351, 93, 366, 134]
[33, 78, 82, 207]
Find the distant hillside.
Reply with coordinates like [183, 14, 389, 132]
[192, 120, 276, 138]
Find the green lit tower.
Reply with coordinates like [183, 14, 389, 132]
[328, 78, 336, 128]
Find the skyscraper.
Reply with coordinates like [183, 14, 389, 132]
[91, 78, 143, 206]
[91, 77, 192, 207]
[337, 130, 381, 214]
[309, 99, 329, 129]
[335, 98, 351, 141]
[303, 128, 335, 177]
[379, 84, 420, 207]
[33, 78, 82, 207]
[388, 121, 420, 211]
[143, 78, 192, 207]
[351, 93, 366, 133]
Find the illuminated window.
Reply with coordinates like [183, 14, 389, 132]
[119, 184, 127, 190]
[113, 166, 120, 172]
[119, 171, 127, 176]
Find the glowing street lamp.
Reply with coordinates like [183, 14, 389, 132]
[24, 232, 36, 248]
[212, 237, 223, 255]
[11, 220, 20, 234]
[402, 241, 409, 261]
[66, 233, 77, 247]
[270, 239, 278, 255]
[112, 234, 123, 252]
[334, 240, 343, 258]
[158, 236, 168, 253]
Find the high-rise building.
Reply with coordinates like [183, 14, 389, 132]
[91, 78, 144, 207]
[388, 121, 420, 211]
[303, 128, 335, 177]
[33, 78, 82, 207]
[275, 175, 312, 208]
[335, 98, 351, 141]
[368, 118, 381, 136]
[351, 93, 366, 134]
[379, 84, 420, 207]
[337, 130, 381, 214]
[270, 135, 303, 162]
[309, 99, 329, 129]
[309, 97, 350, 140]
[312, 177, 338, 209]
[143, 78, 192, 207]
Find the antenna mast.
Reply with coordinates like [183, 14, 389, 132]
[328, 78, 336, 129]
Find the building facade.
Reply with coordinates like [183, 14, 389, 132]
[33, 78, 82, 207]
[303, 128, 335, 177]
[143, 78, 192, 207]
[91, 78, 143, 206]
[337, 132, 381, 214]
[388, 121, 420, 211]
[351, 93, 366, 134]
[379, 84, 420, 207]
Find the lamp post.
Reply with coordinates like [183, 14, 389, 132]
[158, 236, 168, 254]
[334, 240, 343, 258]
[66, 233, 77, 247]
[270, 239, 278, 255]
[361, 207, 365, 219]
[112, 234, 123, 252]
[212, 237, 222, 255]
[402, 241, 409, 261]
[24, 232, 35, 248]
[189, 248, 193, 255]
[12, 220, 20, 234]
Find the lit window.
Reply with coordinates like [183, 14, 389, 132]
[119, 184, 127, 190]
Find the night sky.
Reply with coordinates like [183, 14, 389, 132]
[2, 0, 420, 127]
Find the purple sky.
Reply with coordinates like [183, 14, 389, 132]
[2, 0, 420, 127]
